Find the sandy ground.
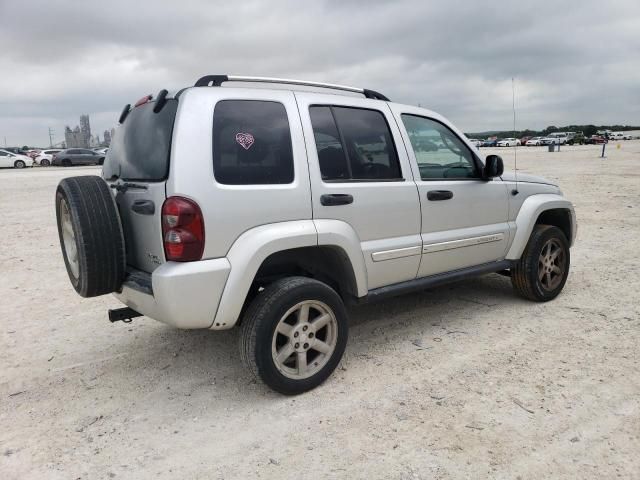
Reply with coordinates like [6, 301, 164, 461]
[1, 142, 639, 479]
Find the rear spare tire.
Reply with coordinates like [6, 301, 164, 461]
[55, 176, 125, 297]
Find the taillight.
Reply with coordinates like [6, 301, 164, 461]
[161, 197, 205, 262]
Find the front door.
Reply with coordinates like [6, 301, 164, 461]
[296, 93, 422, 290]
[390, 105, 511, 277]
[0, 151, 11, 168]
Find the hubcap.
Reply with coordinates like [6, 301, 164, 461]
[271, 300, 338, 380]
[538, 238, 565, 291]
[60, 199, 79, 279]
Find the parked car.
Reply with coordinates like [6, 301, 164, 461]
[54, 74, 576, 394]
[497, 138, 520, 147]
[27, 149, 42, 159]
[622, 134, 633, 140]
[609, 132, 626, 141]
[482, 138, 498, 147]
[520, 136, 532, 145]
[35, 149, 63, 166]
[545, 133, 570, 145]
[526, 137, 544, 146]
[2, 147, 28, 155]
[0, 148, 34, 168]
[585, 135, 608, 144]
[566, 134, 585, 145]
[51, 148, 105, 166]
[466, 138, 483, 148]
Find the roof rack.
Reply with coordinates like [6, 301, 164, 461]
[194, 75, 390, 101]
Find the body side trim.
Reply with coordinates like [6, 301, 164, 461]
[422, 233, 505, 254]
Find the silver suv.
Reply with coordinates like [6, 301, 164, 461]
[55, 75, 577, 394]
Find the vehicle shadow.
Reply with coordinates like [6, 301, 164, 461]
[88, 273, 521, 403]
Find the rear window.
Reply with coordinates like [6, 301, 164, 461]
[212, 100, 294, 185]
[103, 99, 178, 181]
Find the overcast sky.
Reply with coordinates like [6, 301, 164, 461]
[1, 0, 639, 146]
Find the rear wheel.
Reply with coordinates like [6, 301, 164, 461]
[14, 160, 25, 169]
[511, 225, 570, 301]
[55, 176, 125, 297]
[41, 159, 50, 166]
[240, 277, 348, 395]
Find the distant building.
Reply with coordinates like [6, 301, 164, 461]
[103, 129, 112, 146]
[64, 114, 93, 148]
[64, 126, 86, 148]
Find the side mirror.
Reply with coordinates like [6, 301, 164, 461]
[483, 154, 504, 179]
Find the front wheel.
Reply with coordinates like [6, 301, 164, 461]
[511, 225, 570, 301]
[14, 160, 26, 169]
[240, 277, 348, 395]
[41, 159, 50, 166]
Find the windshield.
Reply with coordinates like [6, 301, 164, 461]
[103, 99, 178, 181]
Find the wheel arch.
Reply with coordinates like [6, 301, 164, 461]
[506, 194, 576, 260]
[211, 220, 367, 330]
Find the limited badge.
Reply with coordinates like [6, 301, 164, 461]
[235, 132, 255, 150]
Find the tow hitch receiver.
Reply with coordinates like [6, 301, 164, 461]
[108, 307, 142, 323]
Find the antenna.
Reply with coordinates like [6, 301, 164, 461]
[511, 77, 519, 195]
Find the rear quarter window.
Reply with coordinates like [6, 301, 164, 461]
[212, 100, 294, 185]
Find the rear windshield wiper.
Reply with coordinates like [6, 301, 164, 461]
[109, 182, 148, 192]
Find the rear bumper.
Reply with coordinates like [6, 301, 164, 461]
[114, 258, 231, 329]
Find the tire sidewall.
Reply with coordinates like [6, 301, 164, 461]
[55, 189, 86, 293]
[526, 226, 570, 301]
[254, 281, 348, 395]
[15, 160, 25, 169]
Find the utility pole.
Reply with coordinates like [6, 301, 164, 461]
[48, 128, 55, 148]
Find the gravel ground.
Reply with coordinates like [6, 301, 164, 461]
[1, 142, 639, 479]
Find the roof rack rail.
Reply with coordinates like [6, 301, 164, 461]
[194, 75, 390, 101]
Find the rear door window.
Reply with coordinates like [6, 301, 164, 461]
[103, 99, 178, 181]
[212, 100, 294, 185]
[309, 106, 402, 181]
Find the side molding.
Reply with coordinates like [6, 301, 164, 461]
[505, 194, 576, 260]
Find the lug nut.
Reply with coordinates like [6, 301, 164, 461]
[294, 332, 299, 337]
[308, 332, 314, 338]
[295, 343, 300, 349]
[302, 326, 308, 331]
[303, 343, 309, 349]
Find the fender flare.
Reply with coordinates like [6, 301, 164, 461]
[212, 219, 368, 329]
[505, 194, 576, 260]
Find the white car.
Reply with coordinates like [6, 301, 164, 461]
[497, 138, 520, 147]
[54, 74, 576, 394]
[35, 149, 63, 166]
[0, 149, 34, 168]
[467, 138, 483, 148]
[526, 137, 544, 146]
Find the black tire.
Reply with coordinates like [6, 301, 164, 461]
[511, 225, 570, 302]
[240, 276, 348, 395]
[55, 176, 125, 297]
[98, 157, 104, 166]
[41, 159, 50, 166]
[14, 160, 25, 169]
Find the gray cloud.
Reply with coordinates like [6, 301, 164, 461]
[0, 0, 638, 146]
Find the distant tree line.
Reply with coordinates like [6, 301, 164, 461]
[465, 125, 640, 139]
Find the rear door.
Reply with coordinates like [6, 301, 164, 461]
[296, 93, 422, 290]
[103, 98, 178, 273]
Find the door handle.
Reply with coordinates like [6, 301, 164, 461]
[427, 190, 454, 201]
[131, 199, 155, 215]
[320, 194, 354, 206]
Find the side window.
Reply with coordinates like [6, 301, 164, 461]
[401, 114, 478, 180]
[310, 106, 402, 181]
[0, 151, 7, 156]
[212, 100, 294, 185]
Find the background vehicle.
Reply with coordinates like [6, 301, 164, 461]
[609, 132, 625, 140]
[482, 138, 498, 147]
[35, 149, 63, 166]
[497, 138, 520, 147]
[55, 75, 576, 395]
[93, 147, 109, 155]
[585, 135, 608, 144]
[2, 147, 28, 155]
[567, 133, 585, 145]
[526, 137, 544, 146]
[51, 148, 105, 166]
[0, 148, 34, 168]
[27, 149, 42, 159]
[545, 132, 570, 145]
[520, 136, 532, 145]
[466, 138, 483, 148]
